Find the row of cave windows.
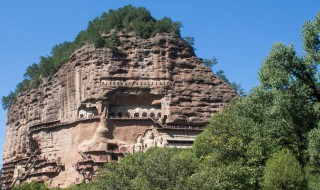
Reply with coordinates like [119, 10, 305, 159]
[109, 112, 161, 118]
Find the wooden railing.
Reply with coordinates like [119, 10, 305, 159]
[166, 125, 205, 130]
[167, 141, 194, 147]
[29, 116, 100, 133]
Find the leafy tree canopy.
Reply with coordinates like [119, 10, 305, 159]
[85, 148, 198, 190]
[12, 181, 49, 190]
[215, 70, 246, 96]
[262, 149, 306, 190]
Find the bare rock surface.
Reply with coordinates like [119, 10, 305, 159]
[1, 33, 237, 188]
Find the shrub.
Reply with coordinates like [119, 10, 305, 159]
[262, 149, 306, 190]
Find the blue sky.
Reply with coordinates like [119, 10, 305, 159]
[0, 1, 319, 165]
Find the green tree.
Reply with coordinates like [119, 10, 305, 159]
[1, 91, 16, 110]
[215, 70, 245, 96]
[308, 126, 320, 168]
[16, 79, 31, 94]
[50, 42, 76, 68]
[262, 149, 306, 190]
[306, 127, 320, 189]
[24, 63, 41, 89]
[193, 73, 317, 189]
[188, 160, 259, 190]
[104, 33, 119, 52]
[12, 181, 49, 190]
[259, 12, 320, 102]
[193, 102, 263, 189]
[93, 148, 198, 190]
[153, 17, 182, 37]
[183, 36, 195, 48]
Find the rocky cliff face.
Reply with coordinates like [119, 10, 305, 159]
[2, 33, 237, 188]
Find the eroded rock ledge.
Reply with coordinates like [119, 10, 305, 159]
[1, 33, 237, 189]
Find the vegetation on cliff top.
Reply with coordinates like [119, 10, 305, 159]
[1, 5, 181, 110]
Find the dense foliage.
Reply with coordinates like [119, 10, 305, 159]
[262, 149, 306, 189]
[215, 70, 245, 96]
[92, 148, 198, 190]
[1, 5, 181, 110]
[12, 181, 49, 190]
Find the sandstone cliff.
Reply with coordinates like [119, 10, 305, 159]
[2, 33, 237, 188]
